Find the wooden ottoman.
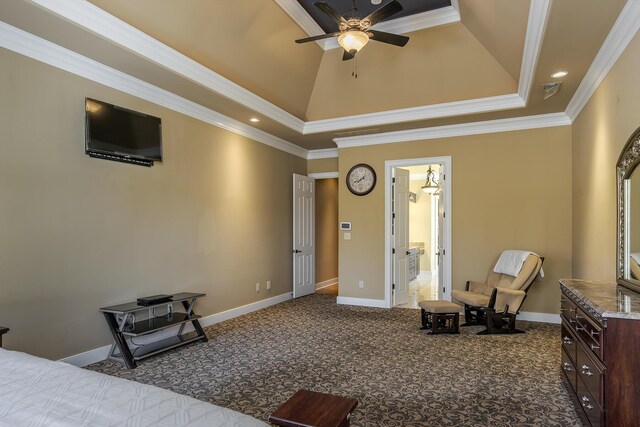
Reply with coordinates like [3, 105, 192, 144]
[269, 389, 358, 427]
[418, 300, 461, 335]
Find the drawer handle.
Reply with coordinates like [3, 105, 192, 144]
[576, 325, 586, 331]
[581, 395, 590, 403]
[591, 343, 600, 351]
[575, 312, 582, 318]
[590, 330, 600, 338]
[569, 319, 576, 324]
[562, 362, 572, 372]
[569, 308, 576, 313]
[581, 365, 594, 376]
[582, 403, 594, 410]
[560, 307, 566, 312]
[563, 336, 572, 345]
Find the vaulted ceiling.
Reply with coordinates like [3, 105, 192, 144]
[0, 0, 628, 151]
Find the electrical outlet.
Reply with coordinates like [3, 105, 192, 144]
[359, 280, 364, 289]
[344, 232, 351, 240]
[256, 283, 260, 293]
[266, 280, 271, 291]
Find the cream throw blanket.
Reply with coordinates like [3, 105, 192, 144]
[493, 250, 544, 278]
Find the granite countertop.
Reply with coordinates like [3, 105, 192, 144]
[560, 279, 640, 321]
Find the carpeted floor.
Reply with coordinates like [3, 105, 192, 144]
[88, 295, 582, 426]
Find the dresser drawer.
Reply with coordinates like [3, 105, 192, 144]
[576, 341, 604, 408]
[561, 347, 576, 392]
[577, 376, 604, 427]
[575, 309, 603, 361]
[561, 296, 578, 330]
[561, 321, 577, 363]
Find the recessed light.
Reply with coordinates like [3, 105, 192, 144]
[551, 71, 568, 78]
[250, 117, 260, 123]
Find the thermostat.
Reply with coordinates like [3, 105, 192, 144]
[340, 222, 352, 231]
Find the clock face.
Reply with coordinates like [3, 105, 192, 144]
[347, 164, 376, 196]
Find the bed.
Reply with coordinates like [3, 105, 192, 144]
[0, 348, 268, 426]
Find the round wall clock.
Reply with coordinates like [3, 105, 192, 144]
[346, 163, 377, 196]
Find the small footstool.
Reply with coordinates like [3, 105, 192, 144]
[418, 300, 461, 335]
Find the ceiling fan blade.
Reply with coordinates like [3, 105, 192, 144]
[295, 32, 341, 44]
[342, 50, 356, 61]
[363, 0, 403, 26]
[368, 30, 409, 47]
[314, 2, 347, 25]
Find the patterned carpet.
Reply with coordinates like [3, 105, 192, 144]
[88, 295, 583, 426]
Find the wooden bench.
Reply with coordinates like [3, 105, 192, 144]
[269, 389, 358, 427]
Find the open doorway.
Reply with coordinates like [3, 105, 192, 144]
[394, 164, 441, 308]
[314, 177, 339, 296]
[384, 157, 452, 309]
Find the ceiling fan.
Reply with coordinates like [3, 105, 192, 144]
[295, 0, 409, 61]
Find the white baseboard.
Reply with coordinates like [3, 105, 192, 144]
[59, 292, 293, 367]
[337, 296, 387, 308]
[518, 311, 561, 324]
[315, 277, 338, 290]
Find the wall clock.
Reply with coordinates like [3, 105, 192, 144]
[346, 163, 377, 196]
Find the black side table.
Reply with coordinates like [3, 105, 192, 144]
[100, 293, 207, 369]
[0, 327, 9, 348]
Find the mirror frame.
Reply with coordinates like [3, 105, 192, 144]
[617, 127, 640, 293]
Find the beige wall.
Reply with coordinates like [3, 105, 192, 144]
[338, 127, 572, 314]
[308, 157, 339, 174]
[572, 31, 640, 280]
[315, 179, 339, 284]
[0, 49, 305, 360]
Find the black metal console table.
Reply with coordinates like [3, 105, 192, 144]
[100, 292, 207, 369]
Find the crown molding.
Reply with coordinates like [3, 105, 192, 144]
[333, 112, 571, 148]
[306, 148, 339, 159]
[0, 21, 309, 159]
[565, 0, 640, 121]
[274, 0, 460, 52]
[371, 6, 460, 36]
[518, 0, 551, 102]
[29, 0, 307, 133]
[303, 93, 525, 134]
[273, 0, 330, 50]
[308, 172, 339, 179]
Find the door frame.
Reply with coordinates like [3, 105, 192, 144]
[384, 157, 452, 308]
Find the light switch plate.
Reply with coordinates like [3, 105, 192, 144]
[344, 233, 351, 240]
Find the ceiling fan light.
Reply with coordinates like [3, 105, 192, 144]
[338, 31, 369, 53]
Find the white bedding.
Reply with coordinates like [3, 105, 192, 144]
[0, 349, 268, 427]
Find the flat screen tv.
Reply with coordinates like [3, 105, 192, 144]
[85, 98, 162, 163]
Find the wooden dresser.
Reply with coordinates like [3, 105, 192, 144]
[560, 280, 640, 426]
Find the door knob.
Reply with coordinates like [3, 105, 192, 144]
[406, 250, 411, 255]
[292, 249, 302, 253]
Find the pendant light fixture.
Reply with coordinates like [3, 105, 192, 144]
[421, 166, 439, 193]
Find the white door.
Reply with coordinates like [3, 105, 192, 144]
[393, 168, 410, 305]
[437, 166, 446, 299]
[293, 174, 315, 298]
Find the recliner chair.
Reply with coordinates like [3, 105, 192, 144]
[451, 252, 544, 334]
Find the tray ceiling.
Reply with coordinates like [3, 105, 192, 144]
[0, 0, 630, 152]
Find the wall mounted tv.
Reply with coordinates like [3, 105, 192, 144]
[85, 98, 162, 167]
